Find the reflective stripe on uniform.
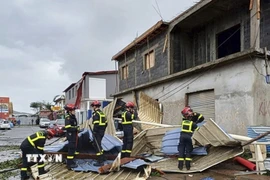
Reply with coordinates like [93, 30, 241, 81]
[27, 132, 45, 148]
[38, 163, 45, 168]
[178, 158, 184, 161]
[185, 158, 192, 161]
[93, 111, 107, 126]
[122, 111, 132, 124]
[64, 125, 77, 129]
[75, 151, 79, 155]
[37, 146, 44, 150]
[21, 168, 27, 171]
[121, 150, 126, 153]
[67, 156, 74, 159]
[125, 150, 132, 153]
[181, 120, 193, 133]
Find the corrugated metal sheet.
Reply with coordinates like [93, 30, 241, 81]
[161, 128, 208, 155]
[188, 90, 215, 121]
[133, 119, 244, 173]
[121, 159, 148, 169]
[138, 92, 162, 130]
[193, 119, 241, 147]
[80, 98, 117, 136]
[247, 126, 270, 153]
[31, 163, 149, 180]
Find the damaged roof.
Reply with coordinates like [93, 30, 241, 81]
[148, 119, 244, 173]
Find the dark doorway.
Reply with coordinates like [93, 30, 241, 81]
[217, 24, 241, 58]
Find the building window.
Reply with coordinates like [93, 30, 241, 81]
[144, 50, 155, 70]
[69, 91, 71, 100]
[121, 65, 128, 80]
[72, 88, 74, 98]
[75, 85, 77, 96]
[217, 24, 241, 59]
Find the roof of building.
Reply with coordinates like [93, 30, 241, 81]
[82, 70, 118, 76]
[63, 83, 76, 92]
[112, 20, 169, 61]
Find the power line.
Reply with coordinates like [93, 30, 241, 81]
[152, 0, 163, 20]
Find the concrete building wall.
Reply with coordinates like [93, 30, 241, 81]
[253, 58, 270, 126]
[119, 58, 259, 135]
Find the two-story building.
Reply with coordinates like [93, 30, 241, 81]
[63, 70, 118, 124]
[112, 0, 270, 135]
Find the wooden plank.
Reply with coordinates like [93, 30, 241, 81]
[98, 157, 136, 174]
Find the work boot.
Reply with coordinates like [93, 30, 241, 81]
[38, 168, 50, 175]
[185, 161, 191, 170]
[21, 175, 30, 180]
[93, 156, 104, 166]
[121, 153, 126, 159]
[67, 163, 78, 170]
[178, 161, 183, 170]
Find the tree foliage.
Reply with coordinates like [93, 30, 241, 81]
[30, 101, 53, 113]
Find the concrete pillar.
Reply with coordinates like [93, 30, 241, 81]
[250, 0, 260, 49]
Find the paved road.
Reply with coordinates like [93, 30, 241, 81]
[0, 125, 57, 146]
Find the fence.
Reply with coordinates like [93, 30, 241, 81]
[15, 117, 38, 125]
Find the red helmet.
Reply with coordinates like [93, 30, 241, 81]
[46, 129, 55, 137]
[181, 106, 193, 117]
[126, 101, 135, 108]
[91, 100, 101, 107]
[64, 104, 76, 111]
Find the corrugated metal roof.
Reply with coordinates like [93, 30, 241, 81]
[161, 128, 208, 155]
[247, 126, 270, 153]
[138, 92, 162, 130]
[132, 119, 244, 173]
[31, 163, 150, 180]
[193, 119, 241, 147]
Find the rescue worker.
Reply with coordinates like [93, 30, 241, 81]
[121, 101, 136, 158]
[64, 104, 79, 169]
[20, 129, 55, 180]
[91, 100, 107, 166]
[178, 106, 201, 170]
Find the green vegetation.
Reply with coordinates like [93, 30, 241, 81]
[0, 145, 19, 151]
[0, 158, 22, 170]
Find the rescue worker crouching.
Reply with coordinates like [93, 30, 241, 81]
[121, 101, 136, 158]
[91, 100, 107, 166]
[64, 104, 79, 169]
[20, 129, 55, 180]
[178, 106, 202, 170]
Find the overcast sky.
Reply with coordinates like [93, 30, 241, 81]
[0, 0, 195, 113]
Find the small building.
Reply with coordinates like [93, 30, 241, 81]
[63, 70, 118, 124]
[112, 0, 270, 135]
[0, 97, 11, 119]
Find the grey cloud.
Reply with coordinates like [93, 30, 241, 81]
[0, 0, 195, 112]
